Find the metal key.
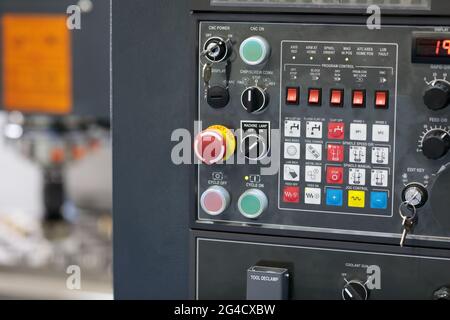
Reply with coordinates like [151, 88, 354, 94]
[398, 200, 418, 247]
[400, 216, 415, 247]
[202, 63, 212, 87]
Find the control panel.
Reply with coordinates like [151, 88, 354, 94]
[196, 22, 450, 246]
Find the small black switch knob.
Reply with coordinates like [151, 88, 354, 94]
[422, 130, 450, 160]
[424, 81, 450, 111]
[207, 86, 229, 109]
[342, 281, 368, 301]
[241, 86, 269, 114]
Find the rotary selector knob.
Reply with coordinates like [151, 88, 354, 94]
[342, 281, 368, 301]
[422, 129, 450, 160]
[241, 86, 269, 114]
[237, 189, 268, 219]
[430, 164, 450, 230]
[402, 183, 428, 208]
[200, 186, 230, 216]
[240, 133, 269, 161]
[424, 81, 450, 111]
[239, 36, 271, 66]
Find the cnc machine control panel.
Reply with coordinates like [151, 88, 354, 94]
[195, 22, 450, 245]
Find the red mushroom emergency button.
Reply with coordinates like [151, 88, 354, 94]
[194, 125, 236, 165]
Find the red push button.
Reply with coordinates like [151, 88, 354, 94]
[327, 144, 344, 162]
[283, 186, 300, 203]
[326, 167, 344, 184]
[352, 90, 365, 108]
[375, 91, 389, 109]
[328, 122, 345, 140]
[286, 87, 299, 105]
[200, 186, 230, 216]
[330, 89, 343, 107]
[308, 88, 321, 106]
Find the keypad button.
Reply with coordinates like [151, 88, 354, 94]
[350, 123, 367, 141]
[304, 187, 321, 205]
[371, 169, 389, 187]
[326, 188, 343, 206]
[372, 124, 390, 142]
[305, 143, 323, 161]
[284, 120, 301, 137]
[370, 191, 388, 209]
[284, 164, 300, 181]
[306, 121, 323, 139]
[371, 147, 389, 165]
[328, 122, 345, 140]
[349, 146, 367, 163]
[327, 144, 344, 162]
[283, 186, 300, 203]
[284, 142, 300, 159]
[348, 168, 366, 186]
[348, 190, 365, 208]
[305, 165, 322, 183]
[326, 166, 344, 184]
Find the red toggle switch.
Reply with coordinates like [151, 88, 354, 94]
[352, 90, 365, 108]
[375, 91, 389, 109]
[286, 87, 299, 105]
[308, 88, 321, 106]
[330, 89, 343, 107]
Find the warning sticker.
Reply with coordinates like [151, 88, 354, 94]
[2, 14, 72, 114]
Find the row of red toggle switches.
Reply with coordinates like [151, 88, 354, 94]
[286, 87, 389, 109]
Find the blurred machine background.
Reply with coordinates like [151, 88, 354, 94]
[0, 0, 111, 299]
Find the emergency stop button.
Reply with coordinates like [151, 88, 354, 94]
[200, 186, 230, 216]
[194, 125, 236, 165]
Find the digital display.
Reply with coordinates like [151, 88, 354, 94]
[413, 35, 450, 64]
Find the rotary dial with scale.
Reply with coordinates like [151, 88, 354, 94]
[418, 125, 450, 160]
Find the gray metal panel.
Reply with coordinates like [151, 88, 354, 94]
[113, 0, 193, 299]
[0, 0, 110, 118]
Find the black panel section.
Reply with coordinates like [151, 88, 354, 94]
[113, 0, 192, 299]
[0, 0, 110, 118]
[194, 231, 450, 300]
[191, 0, 450, 16]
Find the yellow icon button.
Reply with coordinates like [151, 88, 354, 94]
[348, 190, 365, 208]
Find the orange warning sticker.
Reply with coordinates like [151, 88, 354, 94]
[2, 14, 72, 114]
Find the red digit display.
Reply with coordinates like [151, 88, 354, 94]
[413, 36, 450, 64]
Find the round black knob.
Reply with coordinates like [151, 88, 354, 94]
[422, 130, 450, 160]
[241, 86, 269, 114]
[433, 287, 450, 300]
[423, 81, 450, 111]
[430, 164, 450, 230]
[342, 281, 368, 301]
[207, 86, 229, 109]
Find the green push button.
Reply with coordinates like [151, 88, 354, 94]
[239, 36, 270, 66]
[238, 189, 268, 219]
